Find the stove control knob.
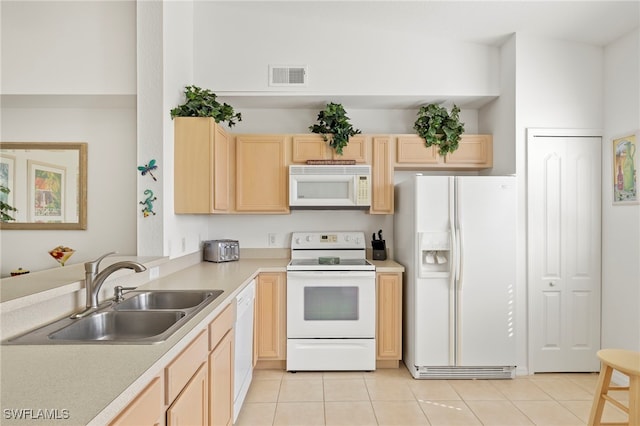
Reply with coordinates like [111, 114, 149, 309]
[295, 237, 301, 244]
[345, 235, 351, 242]
[306, 235, 312, 242]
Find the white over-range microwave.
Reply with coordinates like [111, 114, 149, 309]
[289, 165, 371, 209]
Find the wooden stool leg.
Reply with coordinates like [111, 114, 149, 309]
[630, 374, 640, 426]
[589, 364, 613, 426]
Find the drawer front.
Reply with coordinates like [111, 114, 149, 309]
[209, 302, 236, 351]
[165, 330, 208, 404]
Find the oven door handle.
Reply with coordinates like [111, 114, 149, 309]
[287, 271, 375, 278]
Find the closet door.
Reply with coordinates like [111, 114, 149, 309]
[528, 133, 601, 372]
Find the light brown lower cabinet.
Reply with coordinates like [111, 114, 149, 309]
[376, 272, 403, 367]
[166, 361, 208, 425]
[254, 272, 287, 368]
[108, 376, 164, 426]
[109, 302, 236, 426]
[208, 303, 235, 426]
[251, 271, 401, 369]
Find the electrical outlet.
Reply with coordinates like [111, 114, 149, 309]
[268, 233, 277, 247]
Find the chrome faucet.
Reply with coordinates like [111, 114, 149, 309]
[71, 252, 146, 318]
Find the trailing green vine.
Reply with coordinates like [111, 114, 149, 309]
[170, 85, 242, 127]
[309, 103, 361, 155]
[0, 184, 17, 222]
[413, 104, 465, 156]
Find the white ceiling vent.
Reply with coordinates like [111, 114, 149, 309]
[269, 65, 308, 87]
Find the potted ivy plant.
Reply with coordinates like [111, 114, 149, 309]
[170, 85, 242, 127]
[309, 103, 361, 156]
[0, 184, 17, 222]
[413, 103, 465, 156]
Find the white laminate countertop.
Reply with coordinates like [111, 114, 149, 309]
[0, 257, 403, 425]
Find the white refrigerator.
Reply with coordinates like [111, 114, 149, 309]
[395, 175, 516, 379]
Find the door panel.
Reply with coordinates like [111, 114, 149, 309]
[456, 177, 517, 366]
[528, 135, 601, 372]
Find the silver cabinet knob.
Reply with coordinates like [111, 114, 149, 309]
[549, 282, 556, 287]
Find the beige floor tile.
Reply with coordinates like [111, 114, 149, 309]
[466, 400, 534, 425]
[560, 399, 629, 424]
[567, 373, 599, 393]
[408, 379, 461, 401]
[419, 400, 481, 425]
[324, 378, 369, 401]
[366, 365, 413, 380]
[273, 402, 325, 426]
[365, 378, 415, 401]
[283, 371, 325, 380]
[278, 379, 324, 402]
[448, 380, 506, 400]
[235, 402, 276, 426]
[513, 400, 584, 425]
[238, 371, 607, 425]
[246, 379, 282, 403]
[372, 401, 429, 425]
[324, 401, 378, 426]
[254, 369, 285, 381]
[489, 378, 552, 400]
[324, 371, 366, 379]
[532, 378, 594, 401]
[527, 373, 578, 380]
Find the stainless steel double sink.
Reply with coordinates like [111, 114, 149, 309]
[5, 290, 224, 345]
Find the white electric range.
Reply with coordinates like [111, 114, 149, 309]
[286, 231, 376, 372]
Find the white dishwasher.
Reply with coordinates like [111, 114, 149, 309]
[233, 279, 255, 423]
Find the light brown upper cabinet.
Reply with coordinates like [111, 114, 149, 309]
[291, 135, 368, 163]
[371, 136, 394, 214]
[235, 135, 289, 213]
[395, 134, 493, 170]
[444, 134, 493, 167]
[396, 135, 439, 165]
[174, 117, 230, 213]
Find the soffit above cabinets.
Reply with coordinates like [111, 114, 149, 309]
[214, 93, 498, 110]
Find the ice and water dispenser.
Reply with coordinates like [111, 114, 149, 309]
[418, 232, 451, 277]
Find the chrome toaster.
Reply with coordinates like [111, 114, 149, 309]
[203, 239, 239, 263]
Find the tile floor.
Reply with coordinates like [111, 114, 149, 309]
[236, 365, 629, 426]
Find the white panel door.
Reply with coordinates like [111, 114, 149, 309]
[528, 135, 601, 372]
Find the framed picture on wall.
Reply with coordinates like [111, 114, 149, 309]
[613, 131, 638, 205]
[28, 160, 66, 222]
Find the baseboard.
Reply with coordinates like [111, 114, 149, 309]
[376, 360, 400, 369]
[255, 360, 286, 370]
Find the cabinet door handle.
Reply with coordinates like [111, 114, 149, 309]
[549, 282, 556, 287]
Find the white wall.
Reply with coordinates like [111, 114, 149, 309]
[514, 35, 605, 372]
[479, 35, 517, 176]
[193, 2, 499, 98]
[1, 105, 138, 276]
[0, 1, 138, 277]
[602, 28, 640, 352]
[1, 1, 136, 95]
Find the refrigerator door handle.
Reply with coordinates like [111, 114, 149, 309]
[454, 178, 463, 290]
[456, 224, 463, 289]
[448, 177, 457, 366]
